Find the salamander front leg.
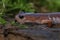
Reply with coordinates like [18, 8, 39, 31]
[47, 22, 53, 28]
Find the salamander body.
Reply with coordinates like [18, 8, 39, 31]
[15, 12, 60, 27]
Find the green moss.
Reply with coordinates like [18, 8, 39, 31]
[10, 21, 28, 28]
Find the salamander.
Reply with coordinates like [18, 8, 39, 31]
[15, 12, 60, 28]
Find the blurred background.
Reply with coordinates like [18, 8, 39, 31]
[0, 0, 60, 26]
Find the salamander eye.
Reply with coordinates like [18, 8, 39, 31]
[19, 16, 24, 19]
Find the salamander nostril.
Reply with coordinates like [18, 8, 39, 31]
[19, 16, 24, 19]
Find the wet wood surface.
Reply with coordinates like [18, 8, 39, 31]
[0, 24, 60, 40]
